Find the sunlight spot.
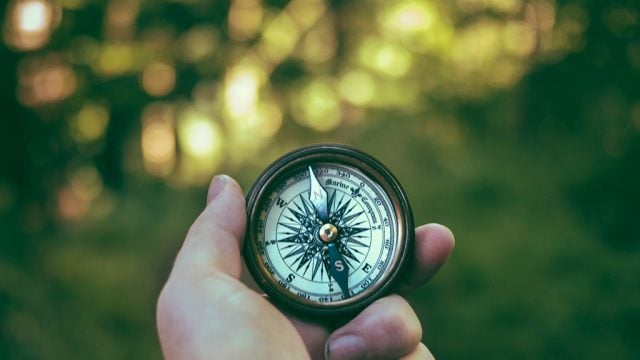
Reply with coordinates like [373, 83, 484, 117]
[17, 0, 50, 32]
[228, 0, 263, 41]
[58, 165, 103, 221]
[380, 1, 433, 35]
[69, 165, 103, 202]
[141, 103, 175, 177]
[104, 0, 138, 41]
[338, 70, 375, 106]
[4, 0, 60, 51]
[58, 186, 89, 220]
[292, 77, 341, 132]
[174, 108, 225, 185]
[178, 110, 223, 159]
[141, 62, 176, 97]
[179, 25, 218, 63]
[258, 11, 299, 64]
[227, 100, 283, 138]
[451, 19, 501, 71]
[359, 37, 412, 78]
[17, 55, 77, 106]
[298, 15, 337, 65]
[69, 103, 110, 143]
[224, 64, 266, 119]
[504, 21, 536, 57]
[95, 42, 134, 76]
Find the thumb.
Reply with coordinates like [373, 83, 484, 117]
[172, 175, 247, 280]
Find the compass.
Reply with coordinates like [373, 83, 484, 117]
[244, 144, 414, 316]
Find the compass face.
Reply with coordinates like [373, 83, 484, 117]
[244, 145, 413, 315]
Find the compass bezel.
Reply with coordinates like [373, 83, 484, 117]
[244, 144, 414, 316]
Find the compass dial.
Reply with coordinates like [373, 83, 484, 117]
[245, 145, 413, 315]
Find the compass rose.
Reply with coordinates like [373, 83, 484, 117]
[276, 173, 371, 294]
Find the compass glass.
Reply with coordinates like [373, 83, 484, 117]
[245, 145, 413, 315]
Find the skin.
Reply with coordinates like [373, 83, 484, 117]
[157, 175, 455, 359]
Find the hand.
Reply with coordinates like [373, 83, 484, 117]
[157, 175, 455, 359]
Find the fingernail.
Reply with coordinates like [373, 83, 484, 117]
[325, 335, 367, 360]
[208, 175, 227, 203]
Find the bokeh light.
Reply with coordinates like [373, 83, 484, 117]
[94, 42, 135, 76]
[68, 102, 110, 143]
[17, 55, 77, 106]
[179, 113, 222, 158]
[258, 10, 299, 64]
[141, 103, 175, 177]
[141, 62, 176, 97]
[3, 0, 637, 358]
[3, 0, 60, 51]
[228, 0, 263, 41]
[224, 63, 266, 120]
[176, 108, 224, 184]
[291, 77, 341, 132]
[179, 25, 219, 63]
[57, 165, 103, 221]
[104, 0, 138, 41]
[297, 14, 337, 65]
[359, 37, 413, 78]
[338, 70, 376, 106]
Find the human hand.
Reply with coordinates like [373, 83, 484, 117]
[157, 175, 455, 359]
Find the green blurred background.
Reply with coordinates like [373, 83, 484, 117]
[1, 0, 639, 358]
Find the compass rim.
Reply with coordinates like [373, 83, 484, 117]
[244, 144, 414, 316]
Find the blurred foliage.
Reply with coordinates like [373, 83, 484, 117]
[1, 0, 639, 358]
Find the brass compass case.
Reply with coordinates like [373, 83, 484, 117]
[244, 144, 414, 316]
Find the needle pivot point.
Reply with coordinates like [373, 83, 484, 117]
[319, 223, 339, 243]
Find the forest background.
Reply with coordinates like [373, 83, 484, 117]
[1, 0, 639, 358]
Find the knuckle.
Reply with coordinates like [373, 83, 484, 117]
[380, 297, 422, 350]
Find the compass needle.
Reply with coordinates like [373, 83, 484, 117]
[308, 166, 329, 222]
[327, 243, 350, 298]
